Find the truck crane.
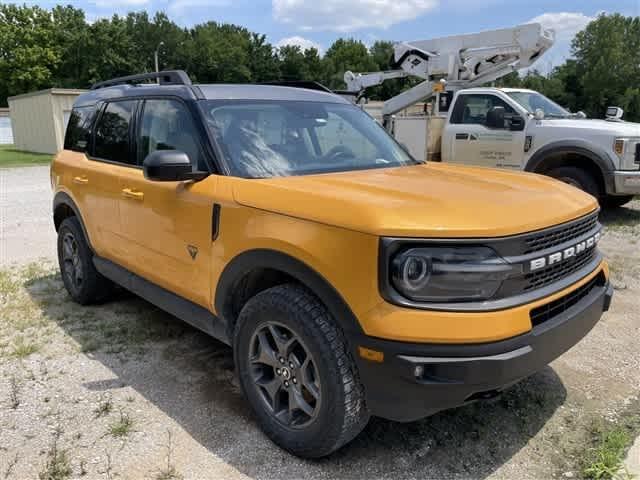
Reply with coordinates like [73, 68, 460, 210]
[342, 23, 640, 208]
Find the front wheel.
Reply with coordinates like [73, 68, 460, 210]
[547, 166, 600, 198]
[57, 216, 112, 305]
[601, 194, 634, 209]
[234, 284, 369, 458]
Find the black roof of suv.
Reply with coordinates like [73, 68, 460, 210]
[74, 70, 348, 108]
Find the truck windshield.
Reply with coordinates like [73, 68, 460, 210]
[506, 92, 570, 118]
[201, 100, 417, 178]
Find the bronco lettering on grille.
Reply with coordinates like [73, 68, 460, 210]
[530, 232, 600, 272]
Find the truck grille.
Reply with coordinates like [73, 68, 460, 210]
[523, 212, 599, 254]
[524, 248, 597, 291]
[530, 271, 605, 326]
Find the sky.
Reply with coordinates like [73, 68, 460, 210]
[7, 0, 640, 71]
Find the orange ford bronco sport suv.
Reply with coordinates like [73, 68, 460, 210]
[52, 70, 613, 458]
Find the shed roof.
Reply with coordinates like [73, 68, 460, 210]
[8, 88, 88, 102]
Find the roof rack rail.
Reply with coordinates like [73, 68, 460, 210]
[261, 80, 333, 94]
[90, 70, 192, 90]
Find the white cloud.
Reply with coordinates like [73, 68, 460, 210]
[526, 12, 595, 71]
[528, 12, 594, 41]
[273, 0, 439, 32]
[275, 36, 323, 53]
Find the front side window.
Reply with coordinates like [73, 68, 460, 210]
[201, 100, 416, 178]
[138, 99, 206, 170]
[64, 106, 95, 152]
[93, 100, 136, 164]
[450, 94, 516, 126]
[506, 91, 570, 118]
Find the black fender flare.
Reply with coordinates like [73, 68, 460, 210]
[214, 249, 364, 337]
[52, 192, 94, 251]
[526, 140, 614, 180]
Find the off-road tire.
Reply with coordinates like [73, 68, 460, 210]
[601, 195, 634, 209]
[57, 216, 112, 305]
[547, 166, 600, 199]
[234, 283, 370, 458]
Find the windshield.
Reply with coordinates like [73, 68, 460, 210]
[506, 91, 570, 118]
[201, 100, 417, 178]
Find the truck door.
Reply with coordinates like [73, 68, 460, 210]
[443, 93, 525, 169]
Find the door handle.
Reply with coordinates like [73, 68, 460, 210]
[121, 188, 144, 200]
[73, 175, 89, 185]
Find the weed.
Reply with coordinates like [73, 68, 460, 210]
[582, 422, 635, 479]
[12, 337, 39, 358]
[94, 395, 113, 418]
[38, 428, 72, 480]
[9, 375, 20, 409]
[108, 410, 133, 438]
[4, 452, 18, 479]
[154, 430, 183, 480]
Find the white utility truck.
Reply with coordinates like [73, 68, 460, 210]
[345, 23, 640, 207]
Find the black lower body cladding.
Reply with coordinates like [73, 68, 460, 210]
[353, 274, 613, 423]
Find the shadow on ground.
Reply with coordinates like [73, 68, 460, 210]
[26, 273, 567, 479]
[600, 203, 640, 227]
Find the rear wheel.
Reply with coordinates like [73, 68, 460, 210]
[234, 283, 369, 458]
[601, 195, 634, 209]
[547, 166, 600, 198]
[57, 216, 112, 305]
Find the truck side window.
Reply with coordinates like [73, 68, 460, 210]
[64, 106, 95, 153]
[93, 100, 137, 164]
[450, 94, 515, 127]
[138, 99, 206, 171]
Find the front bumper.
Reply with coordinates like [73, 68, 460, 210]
[354, 275, 613, 422]
[609, 170, 640, 195]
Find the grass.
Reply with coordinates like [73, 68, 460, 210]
[108, 410, 134, 438]
[12, 337, 40, 358]
[579, 402, 640, 480]
[0, 145, 52, 167]
[94, 396, 113, 418]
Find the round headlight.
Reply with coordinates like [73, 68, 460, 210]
[395, 254, 432, 291]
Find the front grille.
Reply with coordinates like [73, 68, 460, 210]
[524, 247, 597, 291]
[530, 271, 605, 326]
[523, 212, 599, 254]
[635, 143, 640, 164]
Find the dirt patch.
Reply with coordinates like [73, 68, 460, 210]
[0, 202, 639, 479]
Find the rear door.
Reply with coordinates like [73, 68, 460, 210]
[443, 93, 525, 169]
[117, 98, 216, 307]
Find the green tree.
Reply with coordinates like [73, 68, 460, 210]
[0, 4, 60, 105]
[322, 38, 377, 90]
[572, 13, 640, 120]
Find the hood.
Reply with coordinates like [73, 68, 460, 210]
[232, 163, 598, 238]
[539, 118, 640, 136]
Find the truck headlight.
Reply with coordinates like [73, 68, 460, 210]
[390, 246, 511, 302]
[613, 138, 625, 157]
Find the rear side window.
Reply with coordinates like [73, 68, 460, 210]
[93, 100, 136, 164]
[64, 106, 95, 152]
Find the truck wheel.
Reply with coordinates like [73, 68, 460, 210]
[57, 216, 112, 305]
[234, 283, 369, 458]
[547, 166, 600, 198]
[601, 195, 634, 209]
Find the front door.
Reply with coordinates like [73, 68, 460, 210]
[117, 98, 216, 308]
[444, 93, 526, 170]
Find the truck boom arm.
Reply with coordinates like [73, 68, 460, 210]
[344, 23, 554, 117]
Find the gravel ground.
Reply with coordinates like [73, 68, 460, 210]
[0, 166, 56, 266]
[0, 167, 639, 479]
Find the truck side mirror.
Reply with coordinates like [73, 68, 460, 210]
[143, 150, 207, 182]
[509, 115, 525, 131]
[486, 106, 505, 129]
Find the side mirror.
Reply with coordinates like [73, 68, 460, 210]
[486, 106, 505, 129]
[509, 115, 525, 131]
[143, 150, 207, 182]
